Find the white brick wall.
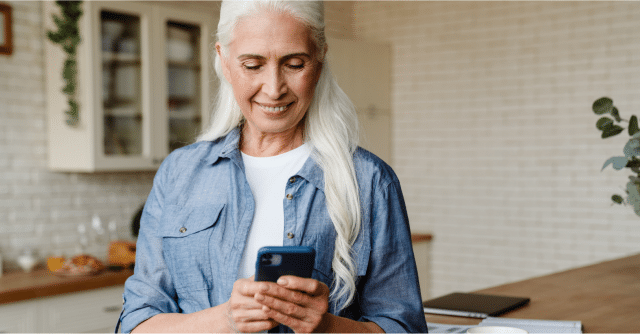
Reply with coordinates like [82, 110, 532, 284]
[354, 1, 640, 297]
[324, 1, 355, 39]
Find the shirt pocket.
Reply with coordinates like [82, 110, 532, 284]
[160, 203, 225, 293]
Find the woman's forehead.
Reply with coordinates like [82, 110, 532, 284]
[229, 10, 317, 58]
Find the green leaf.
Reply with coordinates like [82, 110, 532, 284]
[612, 194, 624, 204]
[626, 159, 640, 168]
[626, 182, 640, 216]
[629, 115, 640, 136]
[596, 117, 614, 130]
[593, 97, 613, 115]
[611, 107, 622, 122]
[62, 59, 76, 79]
[602, 156, 629, 170]
[47, 31, 63, 44]
[624, 138, 640, 158]
[601, 125, 624, 138]
[52, 15, 65, 30]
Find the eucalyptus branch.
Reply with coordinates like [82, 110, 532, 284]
[592, 97, 640, 217]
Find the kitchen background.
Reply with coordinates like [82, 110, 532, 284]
[1, 0, 639, 300]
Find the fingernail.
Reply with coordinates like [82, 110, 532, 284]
[277, 278, 287, 285]
[255, 293, 264, 301]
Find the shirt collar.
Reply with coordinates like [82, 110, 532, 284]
[296, 152, 324, 191]
[203, 127, 242, 166]
[203, 127, 326, 191]
[220, 127, 241, 158]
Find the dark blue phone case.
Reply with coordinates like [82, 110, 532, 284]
[255, 246, 316, 282]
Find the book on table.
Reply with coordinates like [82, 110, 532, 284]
[422, 292, 530, 318]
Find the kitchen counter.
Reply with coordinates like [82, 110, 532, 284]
[0, 233, 432, 305]
[0, 268, 133, 305]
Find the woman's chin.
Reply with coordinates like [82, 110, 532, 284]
[243, 119, 305, 138]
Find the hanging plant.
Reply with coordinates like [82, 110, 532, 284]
[47, 1, 83, 127]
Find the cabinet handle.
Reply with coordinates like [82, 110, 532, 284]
[104, 305, 122, 313]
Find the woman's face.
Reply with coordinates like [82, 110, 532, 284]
[217, 11, 323, 138]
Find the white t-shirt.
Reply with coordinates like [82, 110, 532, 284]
[237, 143, 311, 279]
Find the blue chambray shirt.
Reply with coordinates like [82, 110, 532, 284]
[119, 128, 427, 333]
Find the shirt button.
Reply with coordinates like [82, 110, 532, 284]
[179, 227, 187, 233]
[287, 232, 295, 239]
[286, 193, 293, 200]
[289, 177, 296, 183]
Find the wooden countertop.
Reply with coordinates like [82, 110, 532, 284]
[425, 253, 640, 333]
[0, 268, 133, 305]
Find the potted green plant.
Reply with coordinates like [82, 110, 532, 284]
[591, 97, 640, 216]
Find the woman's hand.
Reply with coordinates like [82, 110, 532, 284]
[227, 277, 280, 333]
[253, 276, 330, 333]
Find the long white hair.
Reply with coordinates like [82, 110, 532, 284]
[198, 0, 361, 311]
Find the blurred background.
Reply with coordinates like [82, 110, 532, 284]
[0, 0, 639, 304]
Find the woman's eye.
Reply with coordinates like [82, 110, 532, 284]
[287, 62, 304, 70]
[243, 63, 261, 70]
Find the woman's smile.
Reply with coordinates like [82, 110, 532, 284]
[256, 101, 294, 115]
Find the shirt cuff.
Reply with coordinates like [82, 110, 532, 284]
[121, 308, 163, 333]
[360, 315, 409, 333]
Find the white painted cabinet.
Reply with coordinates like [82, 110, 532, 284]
[0, 299, 39, 333]
[0, 286, 123, 333]
[44, 1, 213, 172]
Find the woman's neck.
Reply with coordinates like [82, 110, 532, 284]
[240, 123, 305, 157]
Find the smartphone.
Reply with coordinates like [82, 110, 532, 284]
[255, 246, 316, 282]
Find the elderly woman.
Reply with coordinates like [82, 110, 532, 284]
[119, 1, 427, 333]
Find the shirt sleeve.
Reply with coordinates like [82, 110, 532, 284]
[120, 158, 181, 333]
[357, 180, 429, 333]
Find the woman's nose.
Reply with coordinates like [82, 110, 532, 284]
[261, 67, 287, 99]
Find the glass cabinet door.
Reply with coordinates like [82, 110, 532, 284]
[46, 1, 212, 171]
[100, 10, 143, 156]
[166, 21, 202, 152]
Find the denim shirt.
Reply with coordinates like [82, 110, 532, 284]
[119, 128, 427, 333]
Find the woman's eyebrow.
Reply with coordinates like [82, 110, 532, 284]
[280, 52, 311, 60]
[237, 52, 311, 60]
[237, 53, 265, 60]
